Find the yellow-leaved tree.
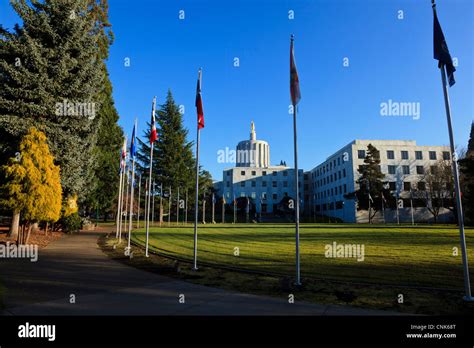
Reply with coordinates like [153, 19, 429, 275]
[0, 128, 62, 244]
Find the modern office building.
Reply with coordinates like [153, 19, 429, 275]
[305, 140, 453, 223]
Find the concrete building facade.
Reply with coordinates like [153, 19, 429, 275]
[305, 140, 453, 223]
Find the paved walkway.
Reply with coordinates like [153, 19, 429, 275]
[0, 229, 400, 316]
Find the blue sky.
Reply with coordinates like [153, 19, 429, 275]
[1, 0, 473, 180]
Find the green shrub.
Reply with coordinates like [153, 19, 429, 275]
[59, 212, 82, 233]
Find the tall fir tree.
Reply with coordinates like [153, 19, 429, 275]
[353, 144, 387, 221]
[137, 90, 195, 191]
[136, 90, 213, 220]
[0, 0, 104, 198]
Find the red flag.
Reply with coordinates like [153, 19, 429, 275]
[290, 35, 301, 106]
[196, 69, 204, 129]
[149, 97, 157, 144]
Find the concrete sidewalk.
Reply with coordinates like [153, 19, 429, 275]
[0, 229, 401, 316]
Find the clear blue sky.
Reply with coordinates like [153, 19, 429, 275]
[1, 0, 473, 180]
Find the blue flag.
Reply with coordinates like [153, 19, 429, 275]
[130, 124, 136, 158]
[433, 6, 456, 86]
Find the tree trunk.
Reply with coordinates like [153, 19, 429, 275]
[31, 222, 39, 233]
[45, 222, 49, 236]
[25, 223, 32, 244]
[17, 224, 24, 245]
[8, 210, 20, 239]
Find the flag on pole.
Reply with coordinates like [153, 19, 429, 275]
[150, 103, 158, 144]
[433, 2, 456, 86]
[130, 123, 136, 158]
[121, 137, 127, 160]
[290, 34, 301, 106]
[196, 69, 205, 129]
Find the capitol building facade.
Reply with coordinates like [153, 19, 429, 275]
[215, 122, 303, 214]
[215, 123, 454, 223]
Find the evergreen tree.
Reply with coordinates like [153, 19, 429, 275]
[0, 0, 104, 198]
[460, 122, 474, 225]
[136, 90, 213, 220]
[0, 128, 62, 243]
[84, 72, 123, 220]
[137, 90, 195, 191]
[353, 144, 386, 222]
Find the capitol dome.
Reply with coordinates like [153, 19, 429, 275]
[236, 121, 270, 168]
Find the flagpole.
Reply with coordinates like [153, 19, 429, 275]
[381, 192, 386, 224]
[212, 192, 215, 223]
[152, 180, 155, 227]
[193, 121, 201, 270]
[119, 166, 127, 243]
[410, 190, 415, 226]
[177, 187, 180, 225]
[123, 169, 129, 241]
[290, 34, 301, 286]
[116, 164, 123, 239]
[439, 64, 473, 301]
[168, 186, 171, 227]
[293, 103, 301, 286]
[185, 189, 188, 225]
[193, 67, 204, 270]
[127, 119, 137, 254]
[233, 195, 236, 224]
[160, 183, 163, 227]
[202, 194, 206, 224]
[145, 97, 156, 257]
[137, 175, 141, 229]
[222, 197, 225, 223]
[144, 178, 148, 230]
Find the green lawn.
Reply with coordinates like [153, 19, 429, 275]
[130, 223, 474, 290]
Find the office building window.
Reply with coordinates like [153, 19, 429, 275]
[283, 171, 288, 177]
[262, 171, 267, 176]
[403, 182, 411, 191]
[272, 193, 278, 200]
[262, 181, 267, 187]
[388, 165, 396, 174]
[240, 181, 245, 187]
[430, 166, 437, 174]
[429, 151, 437, 160]
[251, 180, 256, 187]
[418, 182, 426, 191]
[387, 150, 394, 159]
[283, 181, 288, 187]
[241, 170, 245, 176]
[443, 151, 450, 160]
[251, 170, 256, 176]
[262, 192, 267, 200]
[272, 181, 277, 187]
[415, 151, 423, 160]
[343, 169, 346, 177]
[402, 165, 410, 175]
[272, 171, 277, 176]
[416, 166, 424, 175]
[344, 184, 347, 193]
[401, 151, 409, 160]
[226, 181, 230, 187]
[358, 150, 365, 159]
[227, 171, 231, 176]
[389, 182, 396, 191]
